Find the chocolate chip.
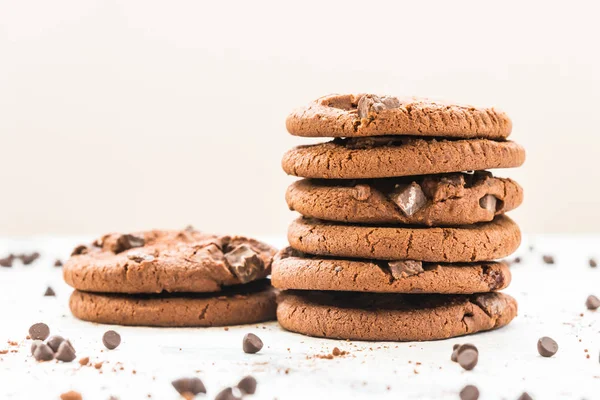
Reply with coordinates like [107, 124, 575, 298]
[451, 344, 478, 363]
[517, 393, 533, 400]
[29, 323, 50, 340]
[389, 182, 428, 217]
[47, 335, 65, 352]
[242, 333, 263, 354]
[357, 94, 401, 119]
[55, 341, 76, 362]
[33, 342, 54, 361]
[388, 260, 424, 279]
[171, 377, 206, 396]
[114, 234, 145, 253]
[224, 245, 264, 283]
[237, 376, 257, 394]
[537, 336, 558, 357]
[19, 252, 40, 265]
[54, 259, 63, 267]
[102, 330, 121, 350]
[44, 287, 56, 297]
[586, 295, 600, 310]
[71, 245, 88, 256]
[542, 255, 555, 264]
[457, 349, 478, 370]
[590, 258, 597, 268]
[214, 387, 242, 400]
[31, 340, 43, 355]
[479, 194, 497, 212]
[126, 251, 154, 263]
[0, 254, 15, 267]
[459, 385, 479, 400]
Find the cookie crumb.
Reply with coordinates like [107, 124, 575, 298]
[60, 391, 82, 400]
[78, 357, 89, 366]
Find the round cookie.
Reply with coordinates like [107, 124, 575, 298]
[288, 215, 521, 262]
[64, 229, 277, 293]
[286, 94, 512, 139]
[277, 290, 517, 341]
[272, 247, 511, 294]
[282, 137, 525, 179]
[69, 280, 277, 327]
[286, 172, 523, 226]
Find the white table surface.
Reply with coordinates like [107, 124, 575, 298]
[0, 234, 599, 400]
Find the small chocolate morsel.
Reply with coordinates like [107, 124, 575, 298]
[102, 330, 121, 350]
[29, 323, 50, 341]
[33, 343, 54, 361]
[30, 340, 43, 355]
[388, 260, 424, 279]
[451, 348, 459, 362]
[479, 194, 497, 212]
[44, 287, 56, 297]
[517, 393, 533, 400]
[46, 336, 65, 352]
[71, 245, 88, 256]
[126, 251, 154, 263]
[460, 385, 479, 400]
[114, 234, 145, 253]
[457, 343, 478, 355]
[54, 259, 63, 267]
[242, 333, 263, 354]
[171, 377, 206, 396]
[55, 341, 76, 362]
[214, 387, 242, 400]
[542, 255, 555, 264]
[224, 245, 264, 283]
[389, 182, 427, 217]
[537, 337, 558, 357]
[237, 376, 257, 394]
[590, 258, 597, 268]
[585, 295, 600, 310]
[457, 349, 478, 370]
[19, 252, 40, 265]
[0, 254, 15, 267]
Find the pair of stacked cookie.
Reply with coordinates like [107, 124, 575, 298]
[64, 229, 278, 327]
[274, 94, 525, 341]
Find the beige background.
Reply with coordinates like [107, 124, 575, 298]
[0, 0, 598, 236]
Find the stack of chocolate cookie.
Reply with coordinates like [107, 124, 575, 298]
[274, 94, 525, 341]
[64, 229, 278, 327]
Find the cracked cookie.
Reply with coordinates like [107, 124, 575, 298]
[69, 280, 277, 327]
[288, 215, 520, 262]
[63, 229, 277, 293]
[286, 172, 523, 226]
[286, 94, 512, 139]
[272, 247, 510, 294]
[277, 290, 517, 341]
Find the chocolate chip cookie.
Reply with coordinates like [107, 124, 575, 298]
[272, 247, 511, 294]
[277, 290, 517, 341]
[288, 215, 520, 262]
[63, 229, 277, 293]
[286, 94, 512, 139]
[286, 172, 523, 226]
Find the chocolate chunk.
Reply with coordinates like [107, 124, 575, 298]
[479, 194, 497, 212]
[517, 393, 533, 400]
[451, 348, 459, 362]
[237, 376, 257, 394]
[71, 245, 88, 256]
[102, 330, 121, 350]
[457, 349, 478, 370]
[460, 385, 479, 400]
[585, 295, 600, 310]
[47, 335, 65, 352]
[224, 245, 264, 283]
[0, 254, 15, 267]
[389, 182, 427, 217]
[421, 173, 466, 201]
[33, 343, 54, 361]
[126, 251, 154, 263]
[54, 259, 63, 267]
[19, 252, 40, 265]
[44, 287, 56, 297]
[31, 340, 43, 355]
[357, 94, 401, 119]
[171, 377, 206, 396]
[353, 184, 371, 201]
[114, 234, 145, 253]
[60, 391, 82, 400]
[388, 260, 424, 279]
[55, 341, 76, 362]
[214, 387, 242, 400]
[29, 323, 50, 340]
[537, 336, 558, 357]
[542, 255, 555, 264]
[242, 333, 263, 354]
[590, 258, 597, 268]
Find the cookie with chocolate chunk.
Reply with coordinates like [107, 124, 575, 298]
[63, 229, 277, 293]
[286, 94, 512, 139]
[286, 172, 523, 226]
[282, 137, 525, 179]
[69, 280, 277, 327]
[272, 247, 511, 294]
[288, 215, 520, 262]
[277, 290, 517, 341]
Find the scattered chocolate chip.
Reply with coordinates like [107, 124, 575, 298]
[590, 258, 597, 268]
[517, 393, 533, 400]
[29, 323, 50, 340]
[54, 259, 63, 267]
[542, 255, 555, 264]
[237, 376, 257, 394]
[71, 245, 88, 256]
[55, 341, 77, 362]
[242, 333, 263, 354]
[214, 387, 242, 400]
[102, 330, 121, 350]
[31, 340, 43, 355]
[33, 343, 54, 361]
[44, 287, 56, 297]
[388, 260, 424, 279]
[47, 336, 66, 352]
[460, 385, 479, 400]
[224, 245, 264, 283]
[171, 377, 206, 396]
[60, 391, 82, 400]
[389, 182, 428, 217]
[537, 337, 558, 357]
[585, 295, 600, 310]
[19, 252, 40, 265]
[511, 257, 522, 264]
[114, 234, 145, 253]
[457, 349, 478, 370]
[451, 343, 478, 362]
[0, 254, 15, 267]
[479, 194, 497, 212]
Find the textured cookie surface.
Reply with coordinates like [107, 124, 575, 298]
[64, 229, 277, 293]
[288, 215, 520, 262]
[286, 172, 523, 226]
[69, 281, 277, 327]
[277, 290, 517, 341]
[272, 247, 511, 294]
[282, 137, 525, 179]
[286, 94, 512, 139]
